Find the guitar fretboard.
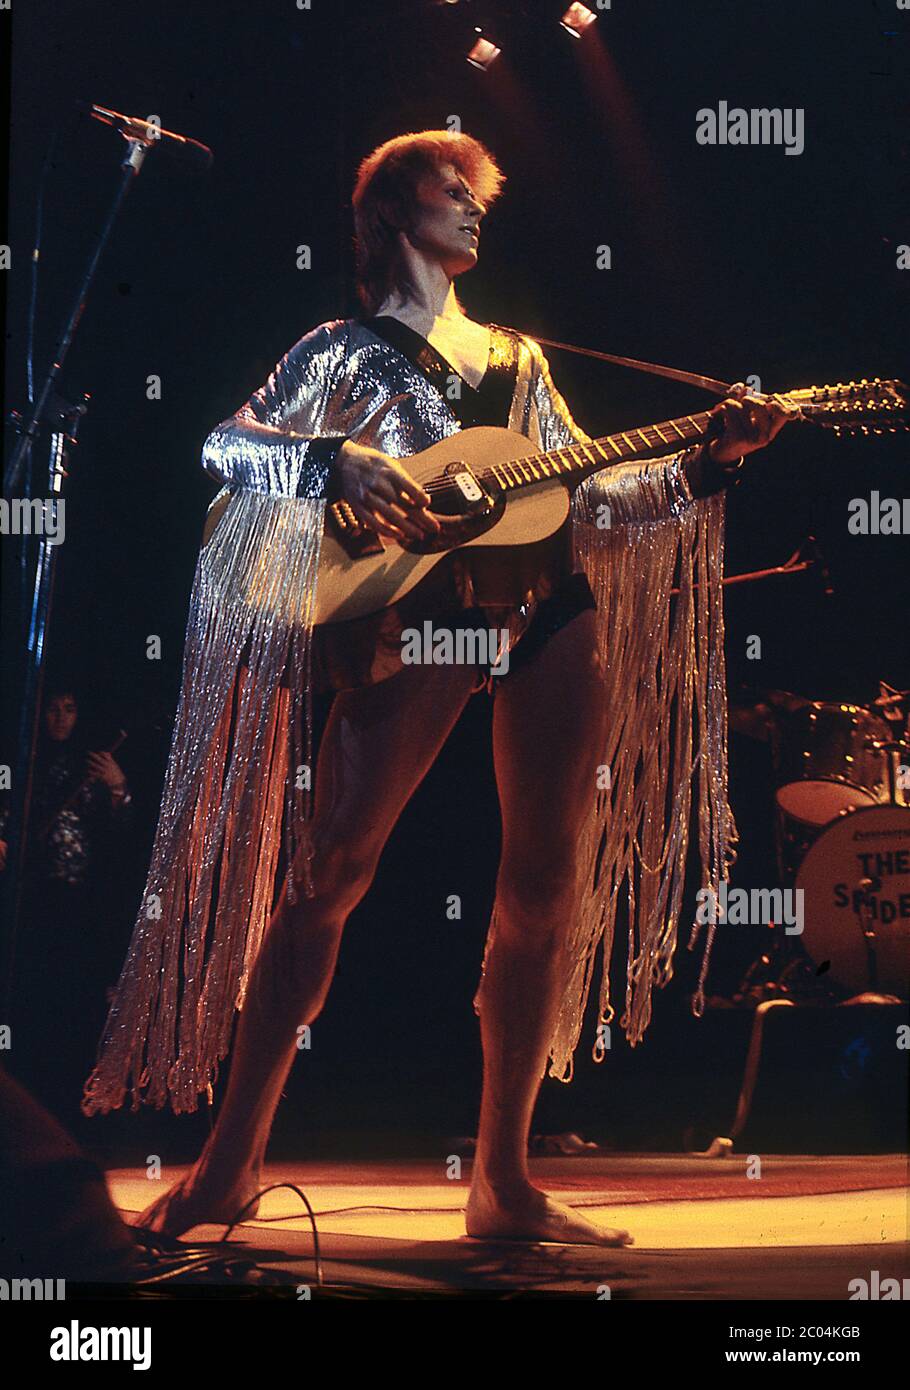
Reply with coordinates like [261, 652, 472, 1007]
[477, 410, 713, 493]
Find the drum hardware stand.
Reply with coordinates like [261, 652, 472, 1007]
[873, 736, 910, 808]
[672, 534, 829, 597]
[731, 918, 792, 1004]
[853, 878, 881, 995]
[730, 921, 838, 1007]
[705, 924, 874, 1154]
[731, 944, 781, 1004]
[698, 997, 796, 1155]
[873, 684, 910, 727]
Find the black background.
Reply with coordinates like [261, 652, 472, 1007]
[2, 0, 908, 1160]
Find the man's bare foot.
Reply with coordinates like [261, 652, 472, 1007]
[465, 1175, 633, 1247]
[134, 1160, 263, 1239]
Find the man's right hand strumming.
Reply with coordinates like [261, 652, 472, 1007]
[335, 440, 441, 542]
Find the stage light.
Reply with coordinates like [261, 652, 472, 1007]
[466, 33, 501, 70]
[560, 3, 598, 38]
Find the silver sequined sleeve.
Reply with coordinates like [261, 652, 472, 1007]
[201, 320, 351, 499]
[525, 338, 695, 524]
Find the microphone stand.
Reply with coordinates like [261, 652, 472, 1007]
[1, 135, 153, 1017]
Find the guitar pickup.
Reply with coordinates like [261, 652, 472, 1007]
[327, 499, 385, 557]
[443, 463, 495, 514]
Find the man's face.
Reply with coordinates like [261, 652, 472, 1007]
[404, 161, 485, 276]
[45, 693, 78, 742]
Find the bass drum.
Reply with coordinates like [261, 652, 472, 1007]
[796, 804, 910, 996]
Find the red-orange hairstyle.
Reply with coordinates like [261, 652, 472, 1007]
[352, 129, 506, 315]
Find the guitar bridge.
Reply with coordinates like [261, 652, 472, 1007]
[327, 500, 385, 557]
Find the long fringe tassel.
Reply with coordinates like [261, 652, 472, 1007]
[543, 491, 738, 1081]
[82, 490, 324, 1115]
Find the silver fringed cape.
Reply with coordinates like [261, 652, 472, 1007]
[82, 318, 738, 1114]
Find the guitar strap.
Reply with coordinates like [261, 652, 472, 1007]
[364, 315, 734, 400]
[487, 324, 734, 398]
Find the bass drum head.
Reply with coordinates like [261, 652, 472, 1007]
[776, 779, 876, 828]
[796, 804, 910, 996]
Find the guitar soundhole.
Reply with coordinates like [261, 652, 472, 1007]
[402, 492, 506, 554]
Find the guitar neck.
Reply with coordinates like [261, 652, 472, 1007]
[479, 409, 713, 494]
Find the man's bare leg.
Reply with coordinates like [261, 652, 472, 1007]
[138, 658, 479, 1236]
[466, 609, 632, 1246]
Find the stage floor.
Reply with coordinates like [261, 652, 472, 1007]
[106, 1153, 910, 1297]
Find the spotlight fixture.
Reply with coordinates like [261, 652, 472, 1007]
[560, 3, 598, 39]
[466, 32, 501, 70]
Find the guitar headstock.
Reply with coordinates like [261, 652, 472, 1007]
[784, 379, 909, 435]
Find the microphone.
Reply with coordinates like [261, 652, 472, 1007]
[78, 102, 213, 171]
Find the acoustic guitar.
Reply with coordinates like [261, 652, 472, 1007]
[314, 378, 907, 625]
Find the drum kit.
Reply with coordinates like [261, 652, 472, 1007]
[734, 684, 910, 999]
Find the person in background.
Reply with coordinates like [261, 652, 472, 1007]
[1, 682, 133, 1132]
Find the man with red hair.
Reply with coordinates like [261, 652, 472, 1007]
[84, 130, 791, 1245]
